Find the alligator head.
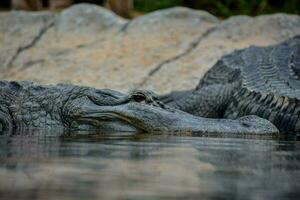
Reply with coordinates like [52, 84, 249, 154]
[61, 89, 279, 135]
[62, 89, 168, 133]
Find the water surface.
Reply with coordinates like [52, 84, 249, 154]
[0, 132, 300, 200]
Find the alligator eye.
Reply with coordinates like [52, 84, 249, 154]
[132, 93, 147, 103]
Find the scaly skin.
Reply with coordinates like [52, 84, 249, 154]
[161, 36, 300, 134]
[0, 81, 278, 135]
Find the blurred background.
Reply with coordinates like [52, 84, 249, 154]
[0, 0, 299, 18]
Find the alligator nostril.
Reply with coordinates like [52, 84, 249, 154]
[241, 122, 251, 128]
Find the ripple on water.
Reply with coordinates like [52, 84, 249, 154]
[0, 132, 300, 200]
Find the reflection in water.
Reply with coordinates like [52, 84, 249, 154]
[0, 133, 300, 200]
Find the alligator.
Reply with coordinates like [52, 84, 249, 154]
[161, 36, 300, 134]
[0, 80, 277, 135]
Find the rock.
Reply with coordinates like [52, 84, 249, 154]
[0, 11, 54, 72]
[142, 13, 300, 93]
[56, 3, 127, 34]
[0, 4, 299, 93]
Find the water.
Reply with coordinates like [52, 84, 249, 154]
[0, 132, 300, 200]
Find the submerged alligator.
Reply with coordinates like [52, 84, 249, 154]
[0, 36, 299, 135]
[161, 36, 300, 134]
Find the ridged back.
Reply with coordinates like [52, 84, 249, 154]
[202, 36, 300, 133]
[240, 37, 300, 99]
[198, 36, 300, 99]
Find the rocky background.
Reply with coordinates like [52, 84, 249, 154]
[0, 3, 300, 93]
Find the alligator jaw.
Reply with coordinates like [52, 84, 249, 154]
[74, 112, 140, 133]
[72, 101, 279, 135]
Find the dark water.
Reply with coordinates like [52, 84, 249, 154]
[0, 132, 300, 200]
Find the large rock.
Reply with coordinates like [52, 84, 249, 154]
[0, 11, 54, 72]
[0, 4, 299, 93]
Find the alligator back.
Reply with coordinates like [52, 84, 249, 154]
[199, 36, 300, 133]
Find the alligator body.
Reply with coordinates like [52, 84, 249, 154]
[0, 81, 277, 135]
[162, 36, 300, 134]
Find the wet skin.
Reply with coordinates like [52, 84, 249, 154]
[0, 81, 278, 135]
